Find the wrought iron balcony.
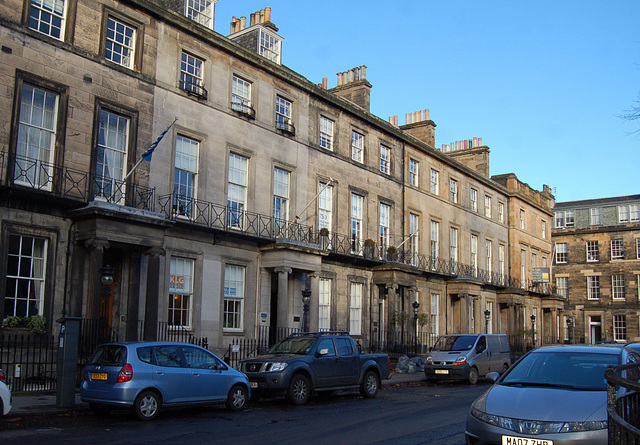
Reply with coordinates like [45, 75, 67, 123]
[231, 100, 256, 119]
[178, 80, 208, 101]
[275, 119, 295, 136]
[1, 152, 155, 211]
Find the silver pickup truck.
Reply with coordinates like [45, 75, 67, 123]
[238, 331, 391, 405]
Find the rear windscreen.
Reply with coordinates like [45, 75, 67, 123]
[88, 345, 127, 366]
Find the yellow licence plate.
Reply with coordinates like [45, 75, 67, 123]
[435, 369, 449, 374]
[502, 436, 553, 445]
[91, 372, 108, 380]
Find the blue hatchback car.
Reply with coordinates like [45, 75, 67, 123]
[80, 341, 250, 420]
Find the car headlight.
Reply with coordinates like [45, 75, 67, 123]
[425, 356, 433, 364]
[455, 356, 467, 365]
[269, 362, 288, 372]
[470, 406, 607, 434]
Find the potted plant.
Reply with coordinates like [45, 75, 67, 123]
[2, 314, 47, 334]
[386, 245, 398, 261]
[363, 239, 376, 259]
[319, 227, 330, 249]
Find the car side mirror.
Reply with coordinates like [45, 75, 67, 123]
[317, 348, 329, 357]
[486, 372, 500, 383]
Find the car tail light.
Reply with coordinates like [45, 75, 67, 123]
[0, 369, 5, 382]
[117, 363, 133, 383]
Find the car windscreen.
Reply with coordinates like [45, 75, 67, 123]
[501, 351, 619, 390]
[267, 337, 316, 354]
[87, 345, 127, 367]
[432, 335, 477, 352]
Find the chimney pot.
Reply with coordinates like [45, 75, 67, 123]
[241, 16, 246, 29]
[265, 6, 272, 22]
[479, 137, 483, 146]
[425, 109, 429, 120]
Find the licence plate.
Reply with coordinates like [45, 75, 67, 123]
[250, 382, 258, 388]
[91, 372, 108, 380]
[502, 436, 553, 445]
[435, 369, 449, 375]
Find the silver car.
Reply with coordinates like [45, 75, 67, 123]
[465, 344, 640, 445]
[81, 341, 250, 420]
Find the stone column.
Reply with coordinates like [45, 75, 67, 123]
[126, 250, 142, 341]
[143, 247, 165, 341]
[308, 272, 320, 332]
[274, 267, 292, 331]
[85, 239, 110, 320]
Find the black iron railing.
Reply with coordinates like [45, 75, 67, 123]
[606, 362, 640, 444]
[231, 100, 256, 119]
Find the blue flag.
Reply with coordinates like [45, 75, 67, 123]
[142, 117, 178, 161]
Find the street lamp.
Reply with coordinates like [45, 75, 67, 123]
[566, 317, 573, 344]
[530, 314, 536, 348]
[100, 265, 114, 287]
[412, 301, 420, 354]
[484, 309, 491, 334]
[301, 288, 311, 333]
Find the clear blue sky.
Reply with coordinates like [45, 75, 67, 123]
[215, 1, 640, 203]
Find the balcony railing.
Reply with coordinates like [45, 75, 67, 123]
[275, 119, 295, 136]
[231, 100, 256, 119]
[2, 152, 155, 211]
[178, 80, 208, 101]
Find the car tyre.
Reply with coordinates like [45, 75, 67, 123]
[360, 370, 380, 398]
[226, 384, 248, 411]
[468, 367, 479, 385]
[287, 374, 311, 405]
[133, 390, 160, 421]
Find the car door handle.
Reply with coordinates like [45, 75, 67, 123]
[155, 371, 165, 375]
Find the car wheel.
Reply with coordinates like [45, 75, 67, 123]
[226, 385, 248, 411]
[359, 371, 380, 398]
[468, 367, 479, 385]
[133, 390, 160, 421]
[89, 403, 111, 415]
[287, 374, 311, 405]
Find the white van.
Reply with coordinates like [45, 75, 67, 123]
[424, 334, 511, 384]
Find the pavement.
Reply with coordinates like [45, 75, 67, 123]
[0, 370, 426, 430]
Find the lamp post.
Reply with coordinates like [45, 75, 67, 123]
[301, 288, 311, 333]
[530, 314, 536, 348]
[484, 309, 491, 334]
[566, 317, 573, 344]
[412, 300, 420, 355]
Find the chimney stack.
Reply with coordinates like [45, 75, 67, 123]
[330, 66, 372, 111]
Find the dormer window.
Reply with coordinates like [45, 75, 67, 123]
[259, 29, 280, 63]
[185, 0, 216, 30]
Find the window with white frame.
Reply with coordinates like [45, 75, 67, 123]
[259, 29, 281, 63]
[586, 240, 599, 262]
[612, 275, 625, 300]
[105, 16, 136, 69]
[555, 243, 568, 263]
[541, 220, 546, 239]
[409, 213, 419, 266]
[168, 257, 194, 328]
[319, 116, 334, 150]
[450, 227, 459, 264]
[275, 96, 293, 132]
[520, 209, 526, 229]
[485, 196, 492, 218]
[15, 83, 59, 190]
[590, 208, 602, 226]
[319, 278, 331, 331]
[556, 277, 568, 299]
[5, 234, 47, 317]
[617, 205, 640, 223]
[498, 202, 505, 224]
[409, 159, 419, 186]
[430, 220, 439, 263]
[587, 276, 600, 299]
[231, 75, 252, 114]
[631, 204, 640, 222]
[499, 244, 505, 283]
[318, 181, 333, 233]
[185, 0, 215, 29]
[619, 205, 629, 223]
[351, 131, 364, 163]
[430, 169, 439, 194]
[379, 145, 390, 174]
[470, 234, 478, 276]
[486, 240, 492, 275]
[179, 52, 205, 97]
[379, 203, 390, 254]
[273, 167, 290, 234]
[350, 193, 363, 254]
[223, 264, 245, 330]
[349, 282, 363, 336]
[450, 179, 458, 203]
[95, 109, 130, 203]
[565, 210, 575, 227]
[430, 293, 439, 341]
[227, 153, 248, 229]
[470, 189, 478, 212]
[611, 239, 624, 260]
[29, 0, 66, 39]
[614, 315, 626, 342]
[521, 249, 526, 288]
[173, 135, 199, 218]
[486, 302, 493, 334]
